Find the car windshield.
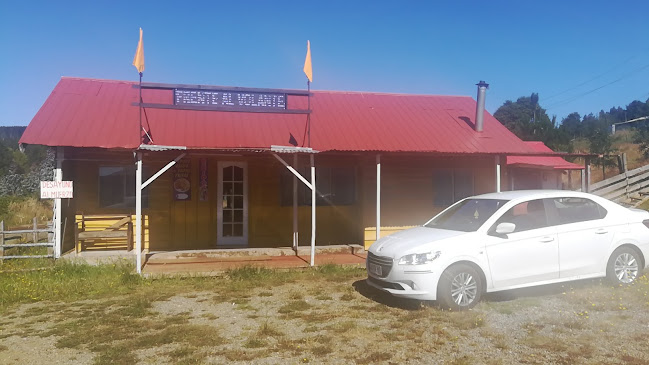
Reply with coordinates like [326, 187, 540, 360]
[425, 199, 509, 232]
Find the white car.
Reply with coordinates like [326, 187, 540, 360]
[366, 190, 649, 310]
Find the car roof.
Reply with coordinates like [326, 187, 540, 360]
[471, 190, 600, 202]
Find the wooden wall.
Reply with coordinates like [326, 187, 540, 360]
[63, 148, 500, 251]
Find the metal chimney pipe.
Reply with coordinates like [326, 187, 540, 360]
[475, 81, 489, 132]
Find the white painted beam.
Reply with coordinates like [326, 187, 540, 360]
[376, 154, 381, 241]
[495, 155, 501, 193]
[135, 152, 143, 274]
[272, 153, 313, 190]
[292, 154, 298, 251]
[310, 154, 316, 267]
[54, 147, 64, 259]
[142, 152, 186, 189]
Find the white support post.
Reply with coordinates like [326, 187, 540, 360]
[292, 154, 298, 251]
[54, 147, 63, 259]
[135, 152, 143, 274]
[310, 154, 316, 267]
[495, 155, 501, 193]
[376, 154, 381, 241]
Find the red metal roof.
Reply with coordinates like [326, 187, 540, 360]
[507, 142, 584, 170]
[20, 77, 537, 154]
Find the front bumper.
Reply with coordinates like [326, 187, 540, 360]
[366, 266, 442, 301]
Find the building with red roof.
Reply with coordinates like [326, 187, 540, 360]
[507, 141, 584, 190]
[20, 77, 587, 268]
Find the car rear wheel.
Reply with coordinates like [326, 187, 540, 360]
[607, 247, 642, 285]
[437, 264, 482, 310]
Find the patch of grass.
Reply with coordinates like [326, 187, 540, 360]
[93, 346, 138, 365]
[135, 324, 224, 348]
[311, 344, 333, 356]
[201, 313, 217, 320]
[244, 337, 267, 348]
[289, 291, 304, 300]
[0, 260, 143, 311]
[315, 294, 332, 300]
[0, 344, 8, 352]
[278, 300, 312, 314]
[324, 320, 356, 334]
[356, 351, 392, 364]
[448, 355, 475, 365]
[223, 349, 264, 361]
[257, 321, 283, 337]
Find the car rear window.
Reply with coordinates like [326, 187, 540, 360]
[551, 197, 607, 224]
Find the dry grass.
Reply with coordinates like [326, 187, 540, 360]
[0, 264, 648, 364]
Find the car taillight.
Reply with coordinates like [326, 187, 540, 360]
[643, 219, 649, 229]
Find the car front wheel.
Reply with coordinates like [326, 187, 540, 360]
[607, 247, 643, 285]
[437, 264, 482, 310]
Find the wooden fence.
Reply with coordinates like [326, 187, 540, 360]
[587, 164, 649, 203]
[0, 218, 54, 260]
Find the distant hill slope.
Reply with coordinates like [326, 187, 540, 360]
[0, 126, 26, 141]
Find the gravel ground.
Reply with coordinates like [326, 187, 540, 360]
[1, 273, 648, 364]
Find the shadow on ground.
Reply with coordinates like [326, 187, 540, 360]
[353, 277, 609, 309]
[483, 278, 606, 303]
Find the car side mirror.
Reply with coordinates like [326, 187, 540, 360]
[495, 222, 516, 235]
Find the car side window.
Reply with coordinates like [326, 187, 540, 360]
[551, 197, 607, 225]
[492, 199, 548, 233]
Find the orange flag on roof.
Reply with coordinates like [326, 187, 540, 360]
[303, 40, 312, 82]
[132, 28, 145, 73]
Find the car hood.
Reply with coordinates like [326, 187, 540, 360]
[369, 226, 468, 258]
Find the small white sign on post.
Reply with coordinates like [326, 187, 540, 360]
[40, 181, 73, 199]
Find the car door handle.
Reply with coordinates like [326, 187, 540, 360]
[595, 229, 608, 234]
[539, 237, 555, 243]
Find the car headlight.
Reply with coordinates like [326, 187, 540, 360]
[398, 251, 441, 265]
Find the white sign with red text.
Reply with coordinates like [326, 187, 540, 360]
[40, 181, 73, 199]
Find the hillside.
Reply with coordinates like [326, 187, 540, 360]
[0, 126, 26, 141]
[566, 130, 648, 186]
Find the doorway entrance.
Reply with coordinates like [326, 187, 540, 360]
[217, 162, 248, 246]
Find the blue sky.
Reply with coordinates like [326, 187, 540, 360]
[1, 1, 648, 126]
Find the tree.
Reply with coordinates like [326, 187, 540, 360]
[559, 112, 581, 138]
[589, 129, 617, 179]
[633, 125, 649, 159]
[626, 100, 649, 120]
[0, 140, 12, 176]
[494, 93, 554, 141]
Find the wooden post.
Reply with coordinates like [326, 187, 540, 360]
[32, 217, 37, 245]
[584, 157, 591, 193]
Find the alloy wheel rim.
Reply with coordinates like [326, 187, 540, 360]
[614, 253, 638, 284]
[450, 272, 478, 306]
